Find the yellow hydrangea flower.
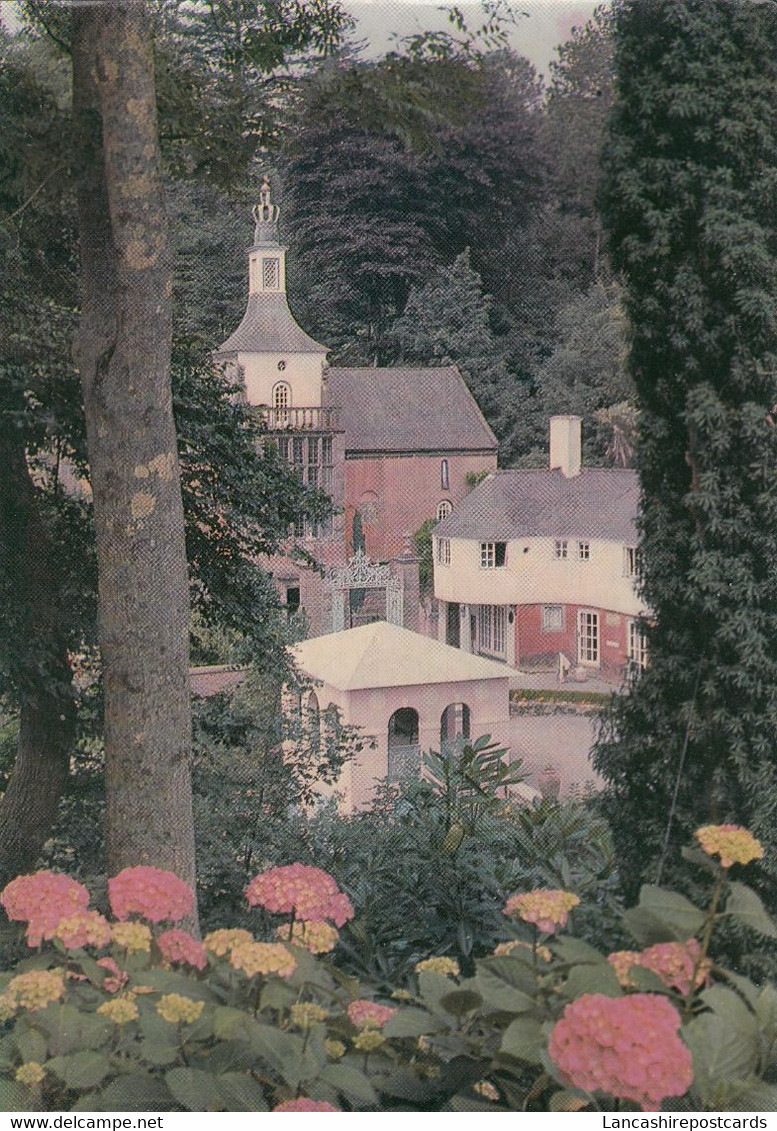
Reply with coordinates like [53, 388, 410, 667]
[324, 1039, 346, 1059]
[202, 928, 254, 957]
[111, 921, 152, 953]
[7, 970, 65, 1011]
[353, 1029, 385, 1052]
[493, 939, 552, 962]
[695, 825, 764, 869]
[15, 1062, 45, 1087]
[503, 889, 580, 934]
[0, 993, 16, 1022]
[229, 941, 297, 980]
[290, 1002, 328, 1029]
[97, 996, 140, 1024]
[278, 920, 339, 955]
[157, 994, 205, 1025]
[415, 956, 460, 977]
[391, 988, 413, 1001]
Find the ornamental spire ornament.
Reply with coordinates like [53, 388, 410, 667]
[252, 175, 281, 245]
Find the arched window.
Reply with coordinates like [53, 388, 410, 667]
[436, 500, 452, 523]
[387, 707, 420, 783]
[440, 703, 471, 749]
[273, 382, 291, 411]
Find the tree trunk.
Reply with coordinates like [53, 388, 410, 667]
[0, 430, 75, 888]
[72, 1, 197, 900]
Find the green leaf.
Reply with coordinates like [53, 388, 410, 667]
[418, 970, 460, 1016]
[551, 937, 606, 966]
[35, 1005, 88, 1055]
[549, 1090, 589, 1112]
[561, 962, 621, 999]
[726, 882, 777, 938]
[213, 1005, 250, 1040]
[476, 959, 537, 1013]
[499, 1016, 545, 1064]
[14, 1026, 47, 1065]
[166, 1067, 224, 1112]
[46, 1051, 113, 1089]
[319, 1061, 378, 1107]
[637, 885, 706, 938]
[622, 906, 678, 946]
[0, 1078, 35, 1111]
[382, 1007, 443, 1038]
[259, 979, 296, 1013]
[439, 989, 482, 1015]
[686, 1008, 759, 1105]
[248, 1022, 304, 1087]
[137, 1039, 179, 1067]
[100, 1073, 174, 1111]
[131, 969, 213, 999]
[214, 1072, 269, 1111]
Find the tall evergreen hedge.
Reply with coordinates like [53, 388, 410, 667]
[593, 0, 777, 903]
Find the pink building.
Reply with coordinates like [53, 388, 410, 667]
[214, 181, 497, 636]
[433, 416, 649, 682]
[291, 621, 513, 811]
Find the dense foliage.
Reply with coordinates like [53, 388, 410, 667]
[593, 0, 777, 905]
[1, 828, 776, 1112]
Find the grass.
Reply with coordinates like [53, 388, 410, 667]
[510, 688, 613, 707]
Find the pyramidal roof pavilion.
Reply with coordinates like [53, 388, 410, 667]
[292, 621, 510, 692]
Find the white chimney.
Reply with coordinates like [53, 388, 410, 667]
[549, 415, 582, 478]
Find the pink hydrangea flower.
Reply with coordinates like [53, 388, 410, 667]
[503, 889, 580, 934]
[157, 928, 207, 971]
[347, 999, 397, 1030]
[97, 957, 128, 995]
[273, 1099, 340, 1112]
[549, 993, 693, 1111]
[108, 866, 194, 923]
[637, 939, 710, 996]
[53, 910, 112, 950]
[1, 871, 90, 947]
[246, 863, 353, 926]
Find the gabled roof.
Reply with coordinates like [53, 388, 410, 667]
[325, 366, 497, 454]
[435, 468, 639, 543]
[189, 665, 247, 698]
[215, 293, 328, 356]
[292, 621, 509, 691]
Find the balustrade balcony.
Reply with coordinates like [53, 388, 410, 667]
[259, 405, 341, 432]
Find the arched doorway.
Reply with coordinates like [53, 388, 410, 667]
[387, 707, 420, 783]
[440, 703, 471, 750]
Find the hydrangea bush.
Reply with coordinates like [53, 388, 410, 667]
[1, 828, 777, 1112]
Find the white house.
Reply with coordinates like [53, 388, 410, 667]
[433, 416, 649, 681]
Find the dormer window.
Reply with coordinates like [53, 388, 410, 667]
[436, 500, 452, 522]
[262, 257, 280, 289]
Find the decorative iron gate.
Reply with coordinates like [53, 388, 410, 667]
[325, 550, 404, 632]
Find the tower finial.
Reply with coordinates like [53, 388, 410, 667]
[252, 175, 280, 244]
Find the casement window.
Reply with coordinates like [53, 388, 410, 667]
[478, 605, 506, 655]
[542, 605, 564, 632]
[436, 538, 451, 566]
[480, 541, 506, 568]
[624, 545, 640, 578]
[577, 541, 590, 561]
[554, 540, 568, 559]
[628, 620, 649, 670]
[440, 459, 450, 490]
[436, 500, 452, 522]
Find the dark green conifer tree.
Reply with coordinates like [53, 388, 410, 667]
[593, 0, 777, 904]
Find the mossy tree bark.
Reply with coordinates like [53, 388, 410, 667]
[72, 1, 196, 899]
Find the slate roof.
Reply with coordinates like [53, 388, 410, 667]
[325, 366, 497, 454]
[435, 468, 639, 543]
[292, 622, 510, 691]
[215, 293, 327, 356]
